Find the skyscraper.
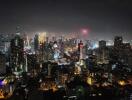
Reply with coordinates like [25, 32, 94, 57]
[34, 34, 39, 52]
[114, 36, 123, 49]
[10, 33, 24, 73]
[95, 40, 109, 64]
[78, 40, 84, 60]
[99, 40, 106, 48]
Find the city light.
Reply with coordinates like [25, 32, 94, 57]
[87, 77, 93, 85]
[38, 32, 47, 43]
[0, 31, 132, 100]
[0, 0, 131, 100]
[82, 29, 88, 34]
[118, 80, 126, 86]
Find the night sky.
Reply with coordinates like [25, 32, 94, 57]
[0, 0, 132, 39]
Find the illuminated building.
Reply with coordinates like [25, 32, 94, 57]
[85, 55, 97, 70]
[38, 32, 46, 43]
[87, 76, 93, 85]
[10, 33, 25, 73]
[96, 40, 109, 64]
[0, 34, 11, 54]
[24, 35, 31, 52]
[40, 77, 58, 92]
[37, 32, 48, 62]
[74, 64, 81, 75]
[39, 42, 44, 61]
[53, 41, 60, 61]
[113, 36, 132, 67]
[78, 40, 83, 60]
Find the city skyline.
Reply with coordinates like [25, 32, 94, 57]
[0, 1, 132, 99]
[0, 0, 132, 40]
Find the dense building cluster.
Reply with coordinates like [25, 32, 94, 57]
[0, 32, 132, 100]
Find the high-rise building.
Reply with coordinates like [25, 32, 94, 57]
[0, 34, 11, 54]
[114, 36, 123, 49]
[10, 33, 24, 73]
[53, 41, 60, 61]
[34, 34, 39, 51]
[99, 40, 106, 48]
[38, 32, 46, 43]
[95, 40, 109, 64]
[78, 40, 84, 60]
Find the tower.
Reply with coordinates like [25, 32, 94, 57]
[78, 40, 83, 60]
[34, 34, 39, 52]
[99, 40, 106, 48]
[10, 33, 24, 73]
[53, 41, 60, 61]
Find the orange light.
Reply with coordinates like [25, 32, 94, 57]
[118, 80, 125, 86]
[87, 77, 93, 85]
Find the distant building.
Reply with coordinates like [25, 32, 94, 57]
[52, 36, 56, 42]
[0, 34, 12, 54]
[99, 40, 106, 48]
[34, 34, 39, 52]
[86, 55, 97, 70]
[46, 37, 49, 43]
[94, 40, 109, 64]
[114, 36, 123, 49]
[112, 36, 132, 67]
[78, 40, 84, 60]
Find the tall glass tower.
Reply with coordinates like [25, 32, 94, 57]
[10, 33, 24, 74]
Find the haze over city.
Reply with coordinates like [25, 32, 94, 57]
[0, 0, 132, 40]
[0, 0, 132, 100]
